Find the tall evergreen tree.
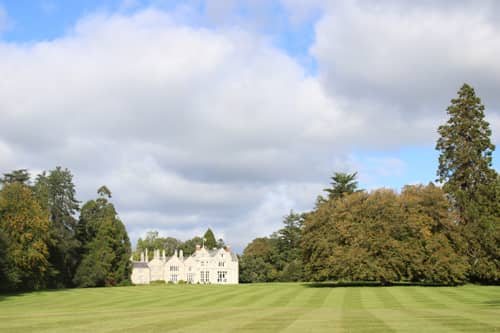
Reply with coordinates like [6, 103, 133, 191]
[203, 228, 217, 249]
[275, 211, 304, 281]
[74, 187, 131, 287]
[34, 167, 80, 288]
[436, 83, 499, 283]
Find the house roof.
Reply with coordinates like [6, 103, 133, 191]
[132, 262, 149, 269]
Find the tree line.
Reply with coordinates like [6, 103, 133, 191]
[240, 84, 499, 285]
[0, 168, 131, 291]
[133, 228, 225, 260]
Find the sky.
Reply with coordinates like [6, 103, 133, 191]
[1, 0, 499, 252]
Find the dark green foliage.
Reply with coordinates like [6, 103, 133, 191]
[135, 231, 182, 260]
[239, 238, 279, 283]
[302, 185, 467, 285]
[217, 238, 226, 248]
[34, 167, 80, 288]
[134, 230, 224, 259]
[0, 233, 16, 291]
[0, 182, 51, 290]
[0, 169, 31, 185]
[239, 211, 305, 283]
[74, 187, 131, 287]
[203, 228, 217, 249]
[323, 172, 360, 200]
[436, 83, 499, 283]
[180, 236, 203, 256]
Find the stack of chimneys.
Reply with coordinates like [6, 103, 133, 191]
[225, 245, 231, 253]
[196, 244, 201, 251]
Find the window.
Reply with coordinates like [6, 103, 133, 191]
[200, 271, 210, 283]
[218, 261, 225, 267]
[170, 265, 179, 272]
[170, 274, 178, 282]
[187, 273, 194, 283]
[217, 271, 227, 283]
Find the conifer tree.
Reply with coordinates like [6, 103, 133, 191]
[34, 167, 80, 288]
[203, 228, 217, 249]
[436, 83, 499, 283]
[323, 172, 360, 200]
[74, 187, 131, 287]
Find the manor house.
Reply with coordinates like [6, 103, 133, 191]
[131, 244, 239, 284]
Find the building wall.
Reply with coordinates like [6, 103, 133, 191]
[131, 267, 150, 285]
[131, 247, 239, 285]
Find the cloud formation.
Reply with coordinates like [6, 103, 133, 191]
[312, 0, 500, 143]
[1, 1, 499, 250]
[0, 8, 352, 250]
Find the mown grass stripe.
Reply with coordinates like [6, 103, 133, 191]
[404, 286, 448, 309]
[341, 287, 397, 332]
[231, 285, 279, 307]
[1, 284, 499, 332]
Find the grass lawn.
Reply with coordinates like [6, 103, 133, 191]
[0, 283, 498, 332]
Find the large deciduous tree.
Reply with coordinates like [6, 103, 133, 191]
[0, 182, 51, 290]
[436, 83, 499, 283]
[135, 231, 183, 260]
[301, 185, 467, 285]
[239, 237, 279, 283]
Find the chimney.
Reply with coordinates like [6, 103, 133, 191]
[174, 249, 178, 257]
[226, 245, 231, 253]
[179, 249, 183, 258]
[145, 248, 149, 261]
[162, 249, 166, 260]
[196, 244, 201, 251]
[140, 251, 145, 262]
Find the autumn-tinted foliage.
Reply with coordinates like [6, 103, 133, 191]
[302, 185, 467, 285]
[0, 168, 132, 291]
[0, 182, 51, 290]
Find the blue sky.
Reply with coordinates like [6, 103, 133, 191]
[1, 0, 499, 250]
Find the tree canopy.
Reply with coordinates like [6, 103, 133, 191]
[0, 182, 51, 290]
[323, 172, 360, 200]
[74, 187, 131, 287]
[436, 83, 499, 283]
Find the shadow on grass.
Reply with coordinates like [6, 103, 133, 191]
[303, 281, 451, 288]
[0, 291, 27, 302]
[0, 288, 69, 302]
[483, 299, 500, 307]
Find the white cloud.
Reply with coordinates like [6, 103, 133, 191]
[2, 2, 499, 251]
[0, 8, 351, 251]
[311, 0, 500, 146]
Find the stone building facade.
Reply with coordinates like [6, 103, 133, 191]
[131, 245, 239, 284]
